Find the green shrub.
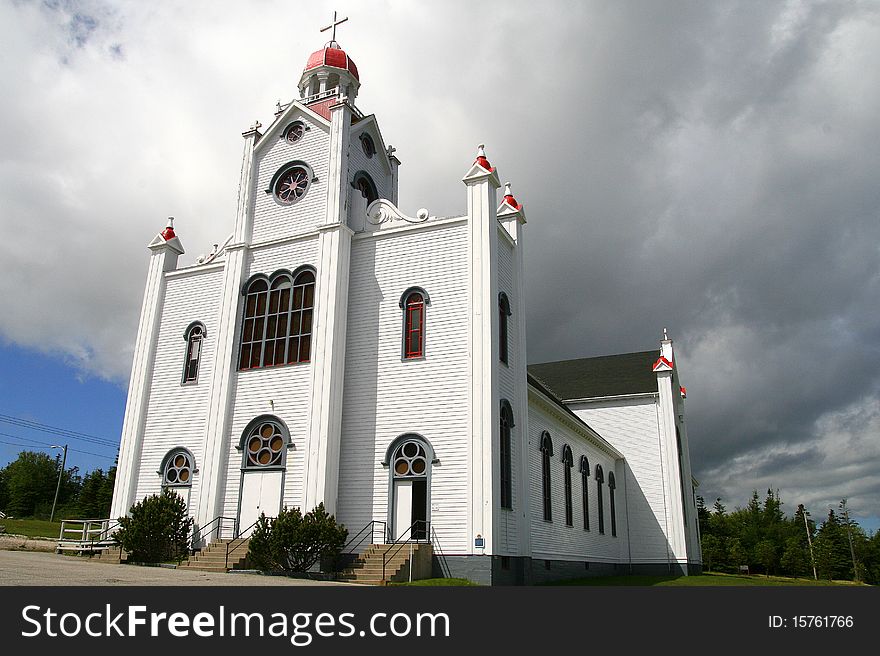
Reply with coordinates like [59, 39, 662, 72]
[246, 503, 347, 573]
[114, 489, 193, 562]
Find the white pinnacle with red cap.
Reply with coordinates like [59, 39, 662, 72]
[161, 217, 176, 241]
[474, 144, 494, 172]
[502, 182, 522, 210]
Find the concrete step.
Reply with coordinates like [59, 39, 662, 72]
[179, 565, 229, 573]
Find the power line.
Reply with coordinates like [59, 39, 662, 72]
[0, 434, 117, 461]
[0, 413, 118, 447]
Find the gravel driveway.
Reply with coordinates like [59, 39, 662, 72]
[0, 550, 355, 586]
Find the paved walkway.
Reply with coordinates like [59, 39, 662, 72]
[0, 550, 356, 586]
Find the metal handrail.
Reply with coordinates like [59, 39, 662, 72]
[382, 520, 430, 582]
[343, 520, 386, 552]
[429, 523, 450, 579]
[225, 519, 259, 569]
[192, 515, 234, 551]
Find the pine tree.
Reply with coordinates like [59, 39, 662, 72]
[814, 509, 852, 580]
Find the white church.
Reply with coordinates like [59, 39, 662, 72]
[110, 21, 701, 584]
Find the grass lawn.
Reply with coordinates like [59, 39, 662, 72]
[547, 572, 867, 586]
[0, 518, 62, 539]
[390, 578, 479, 586]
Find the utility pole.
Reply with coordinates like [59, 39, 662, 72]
[798, 504, 817, 580]
[840, 499, 859, 582]
[50, 444, 68, 522]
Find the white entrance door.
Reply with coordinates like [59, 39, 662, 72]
[238, 471, 283, 536]
[393, 480, 413, 541]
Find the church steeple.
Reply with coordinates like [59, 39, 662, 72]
[298, 12, 361, 103]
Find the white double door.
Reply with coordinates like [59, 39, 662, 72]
[393, 478, 428, 541]
[238, 470, 283, 537]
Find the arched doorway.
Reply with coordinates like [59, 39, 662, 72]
[236, 415, 290, 536]
[385, 435, 434, 541]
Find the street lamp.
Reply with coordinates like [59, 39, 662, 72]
[49, 444, 68, 523]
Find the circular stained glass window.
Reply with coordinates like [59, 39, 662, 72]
[286, 123, 304, 144]
[361, 134, 375, 158]
[392, 439, 427, 479]
[163, 450, 193, 487]
[274, 166, 310, 205]
[246, 421, 285, 468]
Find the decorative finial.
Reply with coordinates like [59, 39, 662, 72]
[161, 217, 176, 241]
[663, 327, 669, 340]
[320, 10, 349, 46]
[504, 182, 512, 195]
[475, 144, 493, 171]
[251, 119, 262, 131]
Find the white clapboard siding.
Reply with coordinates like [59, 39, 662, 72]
[248, 236, 319, 278]
[252, 112, 331, 244]
[569, 397, 673, 563]
[495, 234, 520, 554]
[217, 238, 320, 520]
[337, 221, 471, 552]
[134, 267, 224, 518]
[527, 395, 626, 562]
[221, 363, 312, 521]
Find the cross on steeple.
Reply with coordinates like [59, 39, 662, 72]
[320, 11, 349, 44]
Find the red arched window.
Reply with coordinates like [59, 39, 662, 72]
[404, 293, 425, 359]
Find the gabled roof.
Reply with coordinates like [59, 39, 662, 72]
[528, 350, 659, 401]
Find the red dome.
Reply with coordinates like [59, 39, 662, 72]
[304, 43, 359, 81]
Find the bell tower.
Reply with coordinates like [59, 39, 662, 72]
[298, 12, 361, 103]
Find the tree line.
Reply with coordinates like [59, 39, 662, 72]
[698, 489, 880, 584]
[0, 450, 115, 520]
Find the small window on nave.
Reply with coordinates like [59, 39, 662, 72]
[540, 432, 553, 522]
[580, 456, 590, 531]
[562, 445, 573, 527]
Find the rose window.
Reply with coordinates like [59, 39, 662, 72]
[274, 166, 310, 204]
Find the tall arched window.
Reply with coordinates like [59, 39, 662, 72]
[500, 400, 514, 509]
[562, 445, 573, 527]
[676, 427, 688, 526]
[400, 287, 430, 359]
[596, 464, 605, 535]
[161, 448, 195, 487]
[540, 431, 553, 521]
[608, 471, 617, 537]
[580, 456, 590, 530]
[182, 321, 205, 384]
[498, 292, 511, 365]
[239, 268, 315, 370]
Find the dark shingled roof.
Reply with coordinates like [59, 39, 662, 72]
[528, 350, 660, 401]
